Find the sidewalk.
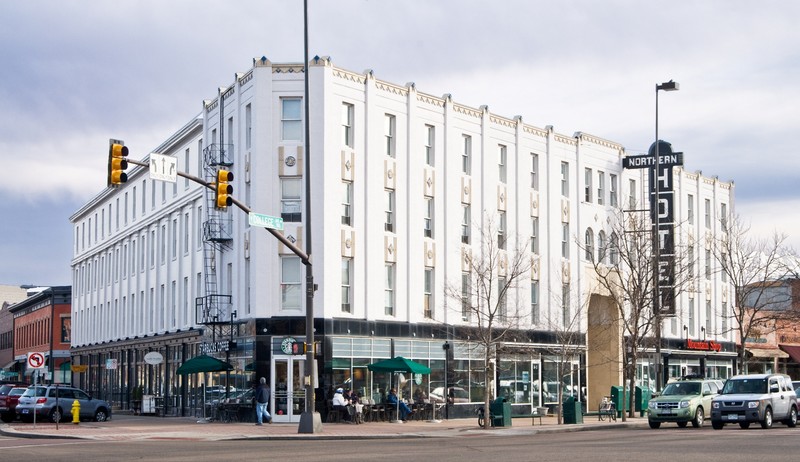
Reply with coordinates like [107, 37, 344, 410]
[0, 412, 649, 441]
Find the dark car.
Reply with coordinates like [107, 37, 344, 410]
[0, 384, 28, 422]
[15, 385, 112, 423]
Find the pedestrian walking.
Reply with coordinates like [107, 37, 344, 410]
[255, 377, 272, 425]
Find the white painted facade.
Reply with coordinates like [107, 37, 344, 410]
[69, 58, 735, 416]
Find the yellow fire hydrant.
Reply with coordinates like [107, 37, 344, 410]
[71, 399, 80, 425]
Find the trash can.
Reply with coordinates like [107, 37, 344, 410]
[635, 386, 651, 417]
[609, 386, 629, 418]
[563, 396, 583, 424]
[490, 397, 512, 427]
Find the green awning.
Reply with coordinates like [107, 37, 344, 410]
[175, 355, 233, 375]
[367, 356, 431, 374]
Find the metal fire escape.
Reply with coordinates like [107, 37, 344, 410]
[195, 88, 237, 349]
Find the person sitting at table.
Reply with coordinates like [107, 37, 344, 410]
[386, 388, 414, 421]
[332, 387, 353, 423]
[413, 387, 427, 404]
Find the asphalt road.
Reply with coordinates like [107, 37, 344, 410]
[1, 426, 796, 461]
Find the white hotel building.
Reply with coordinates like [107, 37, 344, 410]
[70, 57, 736, 420]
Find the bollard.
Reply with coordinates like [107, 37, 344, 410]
[71, 399, 80, 425]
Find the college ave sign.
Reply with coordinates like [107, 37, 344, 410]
[623, 140, 683, 316]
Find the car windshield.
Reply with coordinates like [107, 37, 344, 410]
[661, 382, 701, 396]
[722, 378, 767, 394]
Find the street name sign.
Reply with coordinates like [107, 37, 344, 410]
[249, 212, 284, 230]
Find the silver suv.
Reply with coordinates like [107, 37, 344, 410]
[15, 385, 112, 423]
[711, 373, 797, 429]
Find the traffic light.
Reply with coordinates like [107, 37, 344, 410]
[107, 141, 129, 186]
[215, 169, 233, 208]
[291, 342, 306, 355]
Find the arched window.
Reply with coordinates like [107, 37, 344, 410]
[585, 228, 595, 261]
[598, 231, 607, 264]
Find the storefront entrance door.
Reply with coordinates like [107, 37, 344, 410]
[271, 356, 306, 423]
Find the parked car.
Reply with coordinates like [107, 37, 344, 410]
[711, 373, 798, 429]
[429, 387, 470, 403]
[793, 381, 800, 399]
[15, 385, 112, 423]
[647, 377, 721, 428]
[0, 386, 28, 422]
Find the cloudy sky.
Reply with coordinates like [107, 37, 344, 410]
[1, 0, 798, 286]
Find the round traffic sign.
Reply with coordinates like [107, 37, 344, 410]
[27, 352, 46, 369]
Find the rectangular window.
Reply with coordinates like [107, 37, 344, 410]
[705, 248, 712, 280]
[706, 300, 712, 335]
[461, 204, 470, 244]
[385, 114, 395, 157]
[562, 283, 571, 326]
[562, 223, 570, 259]
[531, 217, 539, 254]
[184, 149, 190, 189]
[281, 178, 302, 222]
[425, 125, 435, 166]
[531, 281, 540, 325]
[720, 203, 728, 231]
[531, 153, 539, 190]
[461, 273, 470, 322]
[341, 181, 352, 226]
[629, 179, 637, 208]
[341, 258, 352, 313]
[705, 199, 711, 228]
[132, 187, 137, 221]
[281, 98, 302, 141]
[721, 251, 728, 282]
[610, 174, 618, 207]
[424, 268, 434, 318]
[385, 190, 395, 232]
[721, 301, 728, 333]
[245, 104, 252, 149]
[498, 145, 507, 183]
[498, 212, 506, 250]
[424, 198, 434, 238]
[385, 263, 395, 316]
[687, 194, 695, 224]
[183, 213, 189, 254]
[688, 244, 695, 278]
[171, 218, 177, 260]
[462, 135, 472, 174]
[597, 171, 605, 205]
[561, 162, 569, 197]
[281, 257, 302, 310]
[342, 103, 354, 148]
[584, 168, 593, 202]
[688, 298, 695, 336]
[160, 224, 166, 264]
[498, 277, 507, 320]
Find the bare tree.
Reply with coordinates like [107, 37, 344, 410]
[444, 217, 532, 428]
[540, 281, 588, 424]
[712, 214, 796, 373]
[585, 210, 693, 420]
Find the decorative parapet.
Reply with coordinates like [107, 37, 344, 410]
[452, 103, 482, 119]
[417, 91, 444, 108]
[332, 67, 366, 84]
[489, 114, 517, 128]
[376, 80, 409, 97]
[574, 131, 625, 153]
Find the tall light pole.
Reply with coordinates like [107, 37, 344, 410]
[298, 0, 322, 433]
[653, 79, 679, 391]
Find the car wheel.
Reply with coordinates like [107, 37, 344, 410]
[760, 407, 772, 429]
[784, 406, 797, 428]
[677, 421, 688, 428]
[739, 422, 750, 429]
[49, 408, 63, 423]
[648, 420, 661, 429]
[712, 421, 724, 430]
[94, 409, 109, 422]
[692, 407, 704, 428]
[0, 412, 13, 423]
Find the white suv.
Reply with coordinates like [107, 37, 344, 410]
[711, 374, 797, 429]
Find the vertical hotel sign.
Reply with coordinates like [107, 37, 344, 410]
[622, 140, 683, 316]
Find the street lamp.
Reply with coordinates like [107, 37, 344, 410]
[653, 79, 679, 392]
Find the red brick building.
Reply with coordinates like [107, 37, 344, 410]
[9, 286, 72, 384]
